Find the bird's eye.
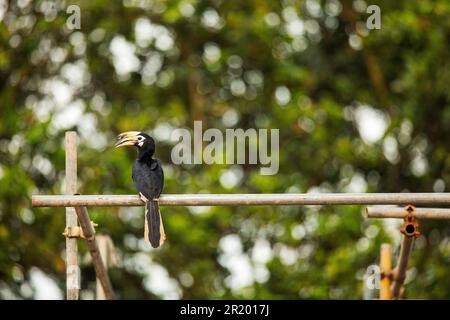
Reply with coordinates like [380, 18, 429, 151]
[137, 136, 143, 141]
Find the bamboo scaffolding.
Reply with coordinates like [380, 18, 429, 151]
[32, 192, 450, 208]
[392, 235, 414, 299]
[65, 132, 79, 300]
[59, 132, 115, 300]
[366, 206, 450, 220]
[36, 131, 450, 300]
[379, 244, 392, 300]
[74, 206, 115, 300]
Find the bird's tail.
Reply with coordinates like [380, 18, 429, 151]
[144, 200, 166, 248]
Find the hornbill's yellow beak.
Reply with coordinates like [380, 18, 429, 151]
[115, 131, 141, 148]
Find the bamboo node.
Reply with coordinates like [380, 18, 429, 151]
[380, 271, 394, 281]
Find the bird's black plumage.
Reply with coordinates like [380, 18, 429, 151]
[131, 134, 164, 200]
[116, 132, 165, 248]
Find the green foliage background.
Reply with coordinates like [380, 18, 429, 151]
[0, 0, 449, 299]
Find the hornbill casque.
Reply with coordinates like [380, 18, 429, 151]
[115, 131, 166, 248]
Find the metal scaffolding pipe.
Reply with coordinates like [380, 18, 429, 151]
[32, 193, 450, 208]
[366, 206, 450, 220]
[74, 206, 115, 300]
[392, 235, 414, 299]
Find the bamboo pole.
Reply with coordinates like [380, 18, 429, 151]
[379, 244, 392, 300]
[74, 206, 115, 300]
[96, 235, 116, 300]
[32, 193, 450, 208]
[65, 132, 79, 300]
[366, 206, 450, 220]
[392, 235, 414, 299]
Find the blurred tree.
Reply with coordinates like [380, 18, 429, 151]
[0, 0, 448, 299]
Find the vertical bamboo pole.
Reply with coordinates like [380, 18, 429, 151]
[96, 235, 108, 300]
[379, 243, 392, 300]
[65, 131, 79, 300]
[95, 235, 116, 300]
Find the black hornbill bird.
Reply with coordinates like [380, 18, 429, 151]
[115, 131, 166, 248]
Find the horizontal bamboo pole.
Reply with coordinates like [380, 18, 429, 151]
[366, 206, 450, 220]
[74, 206, 115, 300]
[392, 235, 414, 299]
[32, 193, 450, 207]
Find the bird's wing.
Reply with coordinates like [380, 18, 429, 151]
[149, 159, 158, 170]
